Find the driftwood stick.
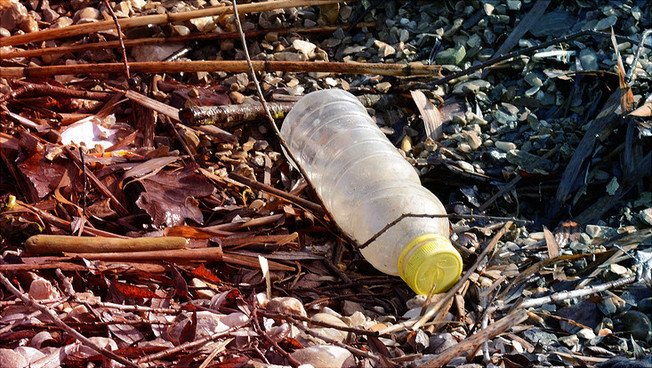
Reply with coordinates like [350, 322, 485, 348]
[1, 60, 442, 78]
[3, 22, 375, 60]
[0, 272, 139, 368]
[0, 0, 350, 47]
[25, 234, 186, 255]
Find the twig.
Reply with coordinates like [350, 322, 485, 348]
[228, 172, 324, 215]
[252, 309, 301, 368]
[0, 81, 113, 104]
[0, 272, 138, 367]
[1, 60, 442, 79]
[490, 275, 636, 313]
[135, 325, 241, 364]
[102, 0, 130, 79]
[0, 0, 350, 47]
[625, 29, 652, 83]
[417, 309, 528, 368]
[262, 310, 379, 337]
[2, 23, 375, 60]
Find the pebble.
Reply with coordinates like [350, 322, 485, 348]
[0, 348, 27, 368]
[494, 141, 516, 152]
[0, 1, 28, 31]
[595, 15, 618, 31]
[577, 328, 596, 340]
[73, 7, 100, 23]
[290, 345, 354, 368]
[579, 49, 599, 71]
[292, 39, 316, 60]
[620, 311, 652, 340]
[29, 277, 59, 300]
[639, 208, 652, 226]
[426, 332, 457, 354]
[453, 79, 490, 94]
[266, 297, 307, 317]
[436, 44, 466, 66]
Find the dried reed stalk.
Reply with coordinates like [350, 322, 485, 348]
[2, 22, 375, 60]
[0, 0, 349, 47]
[2, 60, 442, 78]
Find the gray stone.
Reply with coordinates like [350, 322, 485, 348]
[639, 208, 652, 226]
[621, 311, 652, 340]
[595, 15, 618, 31]
[436, 44, 466, 66]
[529, 11, 577, 37]
[579, 49, 599, 70]
[426, 332, 457, 354]
[522, 327, 558, 345]
[453, 79, 490, 94]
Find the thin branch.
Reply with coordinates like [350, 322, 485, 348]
[102, 0, 130, 79]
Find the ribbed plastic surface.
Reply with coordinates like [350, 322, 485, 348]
[281, 89, 461, 293]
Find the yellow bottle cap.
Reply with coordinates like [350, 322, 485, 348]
[398, 234, 463, 295]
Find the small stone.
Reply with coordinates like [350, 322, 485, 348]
[0, 348, 27, 368]
[310, 312, 347, 328]
[559, 334, 579, 348]
[29, 277, 59, 300]
[339, 5, 352, 21]
[620, 311, 652, 340]
[638, 208, 652, 225]
[506, 0, 521, 11]
[494, 141, 516, 152]
[462, 130, 482, 150]
[595, 15, 618, 31]
[577, 328, 596, 340]
[398, 29, 410, 43]
[261, 32, 276, 44]
[73, 7, 100, 23]
[266, 297, 307, 317]
[579, 49, 599, 71]
[341, 301, 365, 316]
[436, 44, 466, 66]
[375, 81, 391, 93]
[0, 27, 10, 37]
[426, 332, 457, 354]
[457, 160, 475, 172]
[172, 25, 190, 37]
[524, 72, 542, 87]
[292, 39, 316, 60]
[453, 79, 490, 94]
[483, 3, 495, 15]
[290, 345, 353, 368]
[373, 40, 395, 58]
[0, 0, 28, 31]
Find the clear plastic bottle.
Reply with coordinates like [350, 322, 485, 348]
[280, 89, 462, 294]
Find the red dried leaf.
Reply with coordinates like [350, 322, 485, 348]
[190, 264, 222, 284]
[112, 281, 159, 299]
[135, 166, 214, 227]
[17, 151, 70, 198]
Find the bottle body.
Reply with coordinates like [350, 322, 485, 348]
[281, 89, 462, 294]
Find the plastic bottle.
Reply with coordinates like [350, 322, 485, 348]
[280, 89, 462, 294]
